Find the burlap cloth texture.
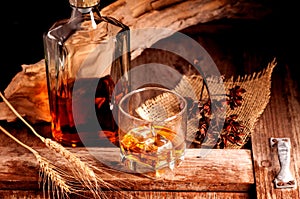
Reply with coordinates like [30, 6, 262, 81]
[135, 59, 277, 149]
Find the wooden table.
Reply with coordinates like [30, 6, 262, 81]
[1, 12, 299, 199]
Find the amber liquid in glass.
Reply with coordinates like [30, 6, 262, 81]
[119, 125, 186, 173]
[44, 2, 130, 147]
[50, 75, 120, 147]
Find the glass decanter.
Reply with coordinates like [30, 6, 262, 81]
[43, 0, 130, 147]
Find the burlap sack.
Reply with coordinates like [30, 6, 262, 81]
[136, 59, 277, 149]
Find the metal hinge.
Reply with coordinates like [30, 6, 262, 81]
[270, 137, 297, 189]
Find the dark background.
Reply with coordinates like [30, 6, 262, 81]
[0, 0, 116, 91]
[0, 0, 298, 92]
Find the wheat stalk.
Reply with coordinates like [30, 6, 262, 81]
[0, 125, 73, 199]
[0, 92, 125, 198]
[0, 92, 98, 192]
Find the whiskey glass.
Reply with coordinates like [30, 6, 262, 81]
[118, 87, 187, 176]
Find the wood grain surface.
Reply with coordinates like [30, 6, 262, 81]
[0, 146, 254, 198]
[251, 64, 300, 199]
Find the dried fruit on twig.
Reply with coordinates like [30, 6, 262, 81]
[192, 99, 211, 145]
[226, 85, 246, 110]
[184, 97, 199, 120]
[219, 114, 245, 147]
[195, 118, 208, 143]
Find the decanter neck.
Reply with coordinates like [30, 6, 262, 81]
[69, 0, 100, 8]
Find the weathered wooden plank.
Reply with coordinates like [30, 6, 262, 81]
[0, 147, 254, 193]
[0, 190, 251, 199]
[251, 64, 300, 199]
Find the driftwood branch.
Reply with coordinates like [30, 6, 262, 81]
[102, 0, 272, 58]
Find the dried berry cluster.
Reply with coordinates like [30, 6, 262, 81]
[218, 114, 245, 148]
[195, 100, 211, 145]
[190, 85, 247, 148]
[226, 85, 246, 110]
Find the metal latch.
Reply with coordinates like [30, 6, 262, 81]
[270, 137, 296, 189]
